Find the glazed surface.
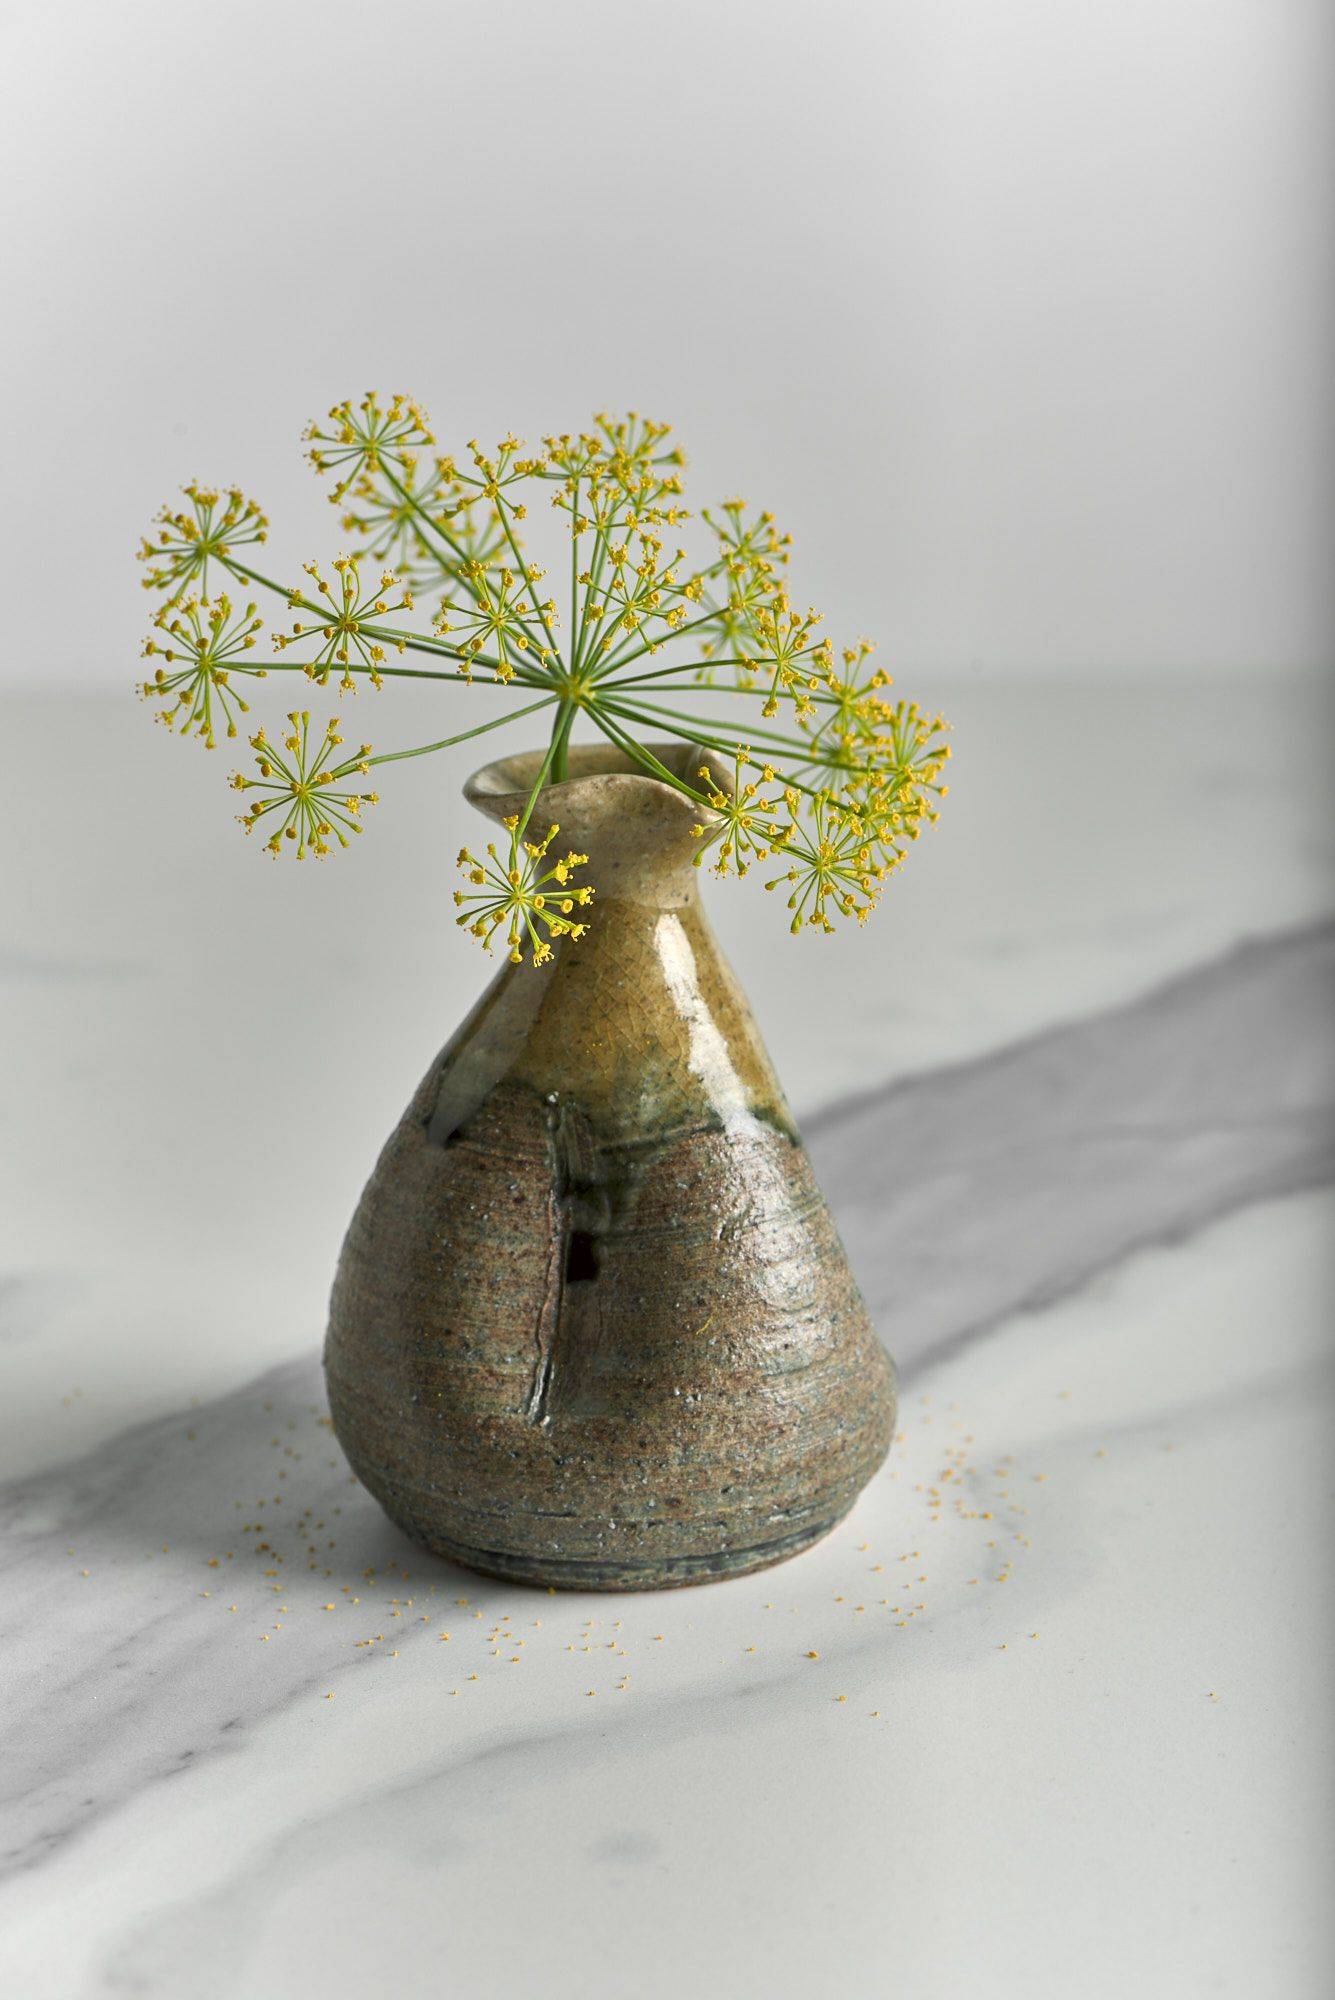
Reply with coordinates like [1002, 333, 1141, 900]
[327, 746, 893, 1586]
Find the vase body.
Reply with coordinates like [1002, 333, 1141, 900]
[325, 743, 895, 1589]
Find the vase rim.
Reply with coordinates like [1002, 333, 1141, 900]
[464, 738, 734, 818]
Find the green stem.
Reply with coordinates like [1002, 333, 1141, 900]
[588, 705, 708, 803]
[600, 691, 813, 755]
[496, 493, 560, 658]
[596, 697, 831, 805]
[548, 699, 576, 784]
[378, 462, 472, 569]
[513, 717, 569, 840]
[366, 694, 557, 768]
[588, 610, 727, 681]
[221, 554, 549, 689]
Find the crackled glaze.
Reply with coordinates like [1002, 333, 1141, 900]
[324, 743, 895, 1587]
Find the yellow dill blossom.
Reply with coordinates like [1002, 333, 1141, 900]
[304, 392, 434, 503]
[701, 496, 789, 570]
[811, 639, 892, 744]
[691, 750, 787, 878]
[593, 410, 683, 474]
[765, 792, 884, 933]
[273, 556, 413, 690]
[693, 499, 791, 685]
[436, 560, 556, 684]
[133, 396, 952, 956]
[139, 596, 266, 747]
[137, 485, 268, 603]
[338, 456, 447, 584]
[788, 638, 896, 790]
[340, 457, 506, 595]
[743, 593, 826, 718]
[851, 701, 952, 867]
[454, 822, 594, 966]
[230, 711, 378, 859]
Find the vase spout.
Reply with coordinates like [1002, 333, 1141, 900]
[464, 739, 731, 906]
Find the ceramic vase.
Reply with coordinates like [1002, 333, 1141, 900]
[325, 743, 895, 1588]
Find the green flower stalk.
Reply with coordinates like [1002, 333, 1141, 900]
[135, 396, 951, 958]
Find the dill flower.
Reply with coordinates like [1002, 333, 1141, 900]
[593, 410, 682, 473]
[338, 457, 448, 582]
[273, 556, 413, 690]
[436, 561, 556, 683]
[137, 485, 268, 603]
[690, 499, 792, 684]
[743, 593, 827, 717]
[851, 703, 952, 870]
[139, 596, 266, 746]
[133, 395, 953, 956]
[701, 497, 790, 588]
[454, 822, 594, 966]
[340, 458, 506, 594]
[304, 392, 434, 503]
[230, 711, 378, 859]
[765, 792, 884, 933]
[691, 750, 787, 878]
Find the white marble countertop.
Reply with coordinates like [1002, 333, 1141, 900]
[3, 670, 1333, 1998]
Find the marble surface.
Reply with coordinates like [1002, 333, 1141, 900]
[2, 671, 1333, 1998]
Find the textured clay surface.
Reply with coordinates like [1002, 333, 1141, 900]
[325, 744, 896, 1588]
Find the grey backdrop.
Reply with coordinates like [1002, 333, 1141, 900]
[1, 0, 1331, 687]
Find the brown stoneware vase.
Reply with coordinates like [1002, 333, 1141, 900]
[325, 742, 896, 1588]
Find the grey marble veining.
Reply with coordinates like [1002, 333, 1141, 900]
[2, 675, 1334, 1998]
[812, 920, 1335, 1368]
[2, 915, 1333, 1999]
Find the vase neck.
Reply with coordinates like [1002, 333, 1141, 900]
[465, 739, 726, 911]
[439, 743, 794, 1146]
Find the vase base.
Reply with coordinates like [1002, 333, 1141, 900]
[375, 1506, 854, 1593]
